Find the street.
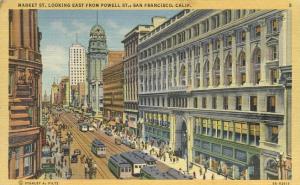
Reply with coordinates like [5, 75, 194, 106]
[41, 109, 173, 179]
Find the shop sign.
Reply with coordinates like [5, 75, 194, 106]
[42, 163, 55, 173]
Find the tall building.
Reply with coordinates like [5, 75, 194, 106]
[58, 76, 70, 106]
[69, 42, 86, 105]
[103, 51, 124, 130]
[8, 10, 43, 179]
[50, 81, 59, 106]
[122, 17, 166, 138]
[138, 9, 291, 180]
[87, 22, 108, 119]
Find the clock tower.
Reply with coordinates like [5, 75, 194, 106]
[87, 22, 108, 118]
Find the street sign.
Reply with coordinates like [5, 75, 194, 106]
[42, 163, 55, 173]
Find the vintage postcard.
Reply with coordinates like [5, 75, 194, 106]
[0, 0, 298, 185]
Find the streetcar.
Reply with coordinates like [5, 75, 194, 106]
[91, 139, 106, 157]
[140, 166, 171, 180]
[108, 154, 132, 179]
[79, 123, 89, 132]
[120, 152, 146, 175]
[132, 151, 156, 166]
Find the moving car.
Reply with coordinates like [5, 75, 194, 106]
[74, 149, 81, 155]
[88, 125, 96, 132]
[71, 154, 78, 163]
[105, 129, 113, 136]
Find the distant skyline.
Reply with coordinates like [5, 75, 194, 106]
[38, 10, 179, 95]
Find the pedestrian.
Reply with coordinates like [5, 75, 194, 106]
[211, 173, 215, 180]
[203, 173, 206, 180]
[199, 166, 203, 176]
[225, 173, 228, 180]
[193, 171, 196, 179]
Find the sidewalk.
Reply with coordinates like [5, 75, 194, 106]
[142, 145, 227, 180]
[39, 116, 72, 179]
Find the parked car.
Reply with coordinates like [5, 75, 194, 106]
[105, 129, 113, 136]
[88, 125, 95, 132]
[71, 154, 78, 163]
[74, 149, 81, 155]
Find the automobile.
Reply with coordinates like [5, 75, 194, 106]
[88, 125, 96, 132]
[115, 137, 121, 145]
[71, 154, 78, 163]
[129, 141, 136, 149]
[74, 149, 81, 155]
[105, 129, 113, 136]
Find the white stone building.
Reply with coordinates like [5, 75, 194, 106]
[138, 9, 292, 180]
[69, 42, 87, 105]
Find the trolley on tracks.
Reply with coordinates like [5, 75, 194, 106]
[108, 154, 132, 179]
[120, 152, 146, 176]
[91, 139, 106, 157]
[132, 151, 156, 166]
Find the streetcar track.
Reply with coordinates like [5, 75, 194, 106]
[60, 115, 116, 179]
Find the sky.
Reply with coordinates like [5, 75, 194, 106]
[38, 10, 179, 95]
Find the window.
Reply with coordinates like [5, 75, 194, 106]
[212, 120, 217, 137]
[250, 96, 257, 111]
[270, 18, 279, 33]
[223, 121, 233, 140]
[201, 119, 208, 135]
[249, 123, 260, 146]
[202, 19, 209, 33]
[269, 45, 278, 60]
[217, 121, 222, 138]
[212, 96, 217, 109]
[270, 68, 278, 84]
[202, 97, 207, 108]
[9, 71, 13, 95]
[194, 97, 198, 108]
[223, 96, 228, 110]
[193, 24, 200, 37]
[237, 30, 246, 43]
[213, 39, 220, 50]
[24, 144, 33, 154]
[207, 120, 212, 136]
[236, 96, 242, 110]
[24, 156, 33, 176]
[235, 122, 248, 143]
[255, 25, 261, 38]
[223, 10, 232, 24]
[267, 96, 276, 112]
[225, 35, 232, 47]
[267, 125, 278, 143]
[212, 15, 220, 29]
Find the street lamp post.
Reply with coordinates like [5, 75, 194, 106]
[276, 152, 287, 180]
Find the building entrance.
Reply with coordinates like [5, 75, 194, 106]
[174, 115, 187, 158]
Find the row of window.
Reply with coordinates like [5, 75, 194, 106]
[140, 44, 279, 93]
[194, 118, 278, 144]
[140, 10, 280, 61]
[140, 95, 276, 113]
